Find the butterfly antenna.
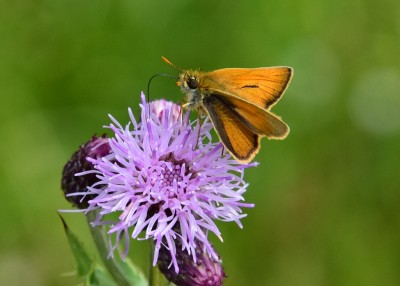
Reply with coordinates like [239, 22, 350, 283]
[146, 73, 178, 103]
[162, 56, 184, 72]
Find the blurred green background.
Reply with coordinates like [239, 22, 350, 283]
[1, 0, 400, 285]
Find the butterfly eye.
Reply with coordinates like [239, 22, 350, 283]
[187, 77, 199, 89]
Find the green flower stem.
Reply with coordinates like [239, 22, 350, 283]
[86, 210, 133, 286]
[149, 243, 161, 286]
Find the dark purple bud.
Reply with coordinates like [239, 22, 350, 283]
[61, 135, 110, 209]
[158, 238, 225, 286]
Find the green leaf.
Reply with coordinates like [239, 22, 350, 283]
[59, 214, 93, 277]
[59, 215, 120, 286]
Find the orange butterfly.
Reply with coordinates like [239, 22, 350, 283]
[163, 56, 292, 163]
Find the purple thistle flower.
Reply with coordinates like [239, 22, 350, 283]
[74, 92, 256, 273]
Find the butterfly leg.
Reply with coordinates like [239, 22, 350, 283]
[193, 113, 203, 150]
[179, 102, 190, 121]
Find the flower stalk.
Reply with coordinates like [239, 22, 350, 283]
[86, 210, 132, 286]
[149, 244, 162, 286]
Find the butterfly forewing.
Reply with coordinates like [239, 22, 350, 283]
[203, 67, 292, 110]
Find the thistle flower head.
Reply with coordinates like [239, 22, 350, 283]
[74, 93, 255, 273]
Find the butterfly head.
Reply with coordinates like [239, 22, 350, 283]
[177, 70, 205, 110]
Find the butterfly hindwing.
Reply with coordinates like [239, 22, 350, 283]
[202, 94, 261, 162]
[214, 91, 290, 139]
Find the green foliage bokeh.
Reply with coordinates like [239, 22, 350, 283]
[1, 0, 400, 285]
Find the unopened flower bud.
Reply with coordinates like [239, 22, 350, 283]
[61, 135, 110, 208]
[158, 238, 225, 286]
